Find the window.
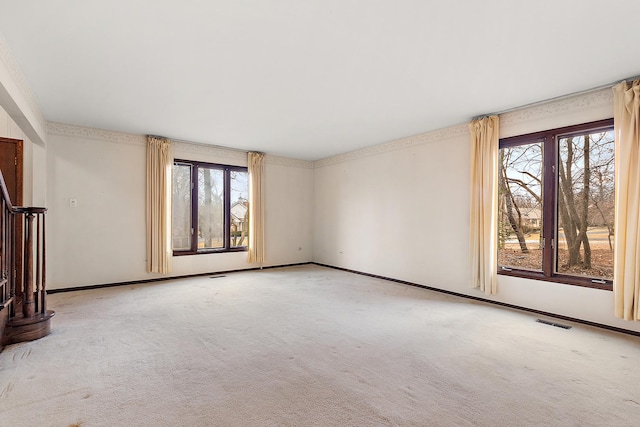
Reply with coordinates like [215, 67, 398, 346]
[498, 119, 614, 289]
[172, 159, 249, 255]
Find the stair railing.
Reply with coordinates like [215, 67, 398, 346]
[0, 170, 52, 346]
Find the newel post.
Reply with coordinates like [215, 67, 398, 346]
[22, 212, 35, 318]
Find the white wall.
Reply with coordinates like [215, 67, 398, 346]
[313, 88, 640, 334]
[46, 124, 313, 289]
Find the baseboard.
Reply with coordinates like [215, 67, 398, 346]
[47, 262, 313, 294]
[312, 262, 640, 338]
[46, 261, 639, 338]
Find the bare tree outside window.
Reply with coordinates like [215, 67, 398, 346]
[198, 168, 224, 249]
[498, 142, 543, 271]
[172, 163, 192, 250]
[497, 120, 615, 286]
[557, 130, 614, 280]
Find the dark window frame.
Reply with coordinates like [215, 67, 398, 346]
[498, 118, 614, 290]
[172, 159, 248, 256]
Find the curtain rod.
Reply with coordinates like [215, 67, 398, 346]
[474, 74, 640, 121]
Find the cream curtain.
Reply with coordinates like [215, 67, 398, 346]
[146, 135, 172, 274]
[248, 152, 265, 265]
[613, 80, 640, 321]
[469, 115, 500, 295]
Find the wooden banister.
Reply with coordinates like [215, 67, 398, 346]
[0, 170, 53, 348]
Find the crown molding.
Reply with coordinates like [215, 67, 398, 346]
[48, 87, 613, 168]
[173, 144, 313, 168]
[46, 122, 245, 161]
[314, 87, 614, 168]
[314, 123, 468, 168]
[46, 123, 246, 161]
[47, 121, 314, 168]
[47, 122, 146, 145]
[173, 140, 246, 161]
[499, 87, 612, 126]
[265, 155, 314, 169]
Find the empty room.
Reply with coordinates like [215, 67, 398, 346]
[1, 1, 640, 426]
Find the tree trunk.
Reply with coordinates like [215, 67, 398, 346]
[580, 135, 591, 269]
[558, 141, 580, 266]
[500, 152, 529, 253]
[558, 136, 594, 269]
[203, 169, 213, 247]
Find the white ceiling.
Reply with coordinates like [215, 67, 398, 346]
[1, 1, 639, 160]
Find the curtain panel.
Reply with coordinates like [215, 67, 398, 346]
[248, 152, 265, 265]
[146, 135, 172, 274]
[613, 80, 640, 321]
[469, 116, 500, 295]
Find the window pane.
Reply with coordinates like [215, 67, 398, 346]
[198, 168, 224, 249]
[172, 164, 192, 250]
[498, 143, 543, 271]
[230, 171, 249, 247]
[557, 130, 614, 280]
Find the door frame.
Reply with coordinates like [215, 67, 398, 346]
[0, 137, 24, 311]
[0, 137, 23, 206]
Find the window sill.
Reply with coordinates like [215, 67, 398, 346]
[173, 247, 248, 257]
[498, 269, 612, 291]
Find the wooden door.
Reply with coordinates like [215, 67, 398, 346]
[0, 137, 23, 206]
[0, 137, 24, 308]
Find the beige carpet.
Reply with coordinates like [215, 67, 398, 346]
[1, 264, 640, 426]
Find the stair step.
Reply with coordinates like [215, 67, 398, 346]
[2, 310, 55, 346]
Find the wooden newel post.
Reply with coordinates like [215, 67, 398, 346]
[22, 213, 35, 318]
[41, 214, 46, 313]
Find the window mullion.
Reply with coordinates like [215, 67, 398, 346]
[224, 168, 231, 249]
[542, 134, 556, 278]
[191, 165, 199, 253]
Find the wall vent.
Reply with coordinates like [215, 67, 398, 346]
[536, 319, 572, 329]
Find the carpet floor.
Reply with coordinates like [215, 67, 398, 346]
[1, 264, 640, 426]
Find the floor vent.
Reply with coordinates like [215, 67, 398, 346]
[210, 275, 226, 279]
[536, 319, 572, 329]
